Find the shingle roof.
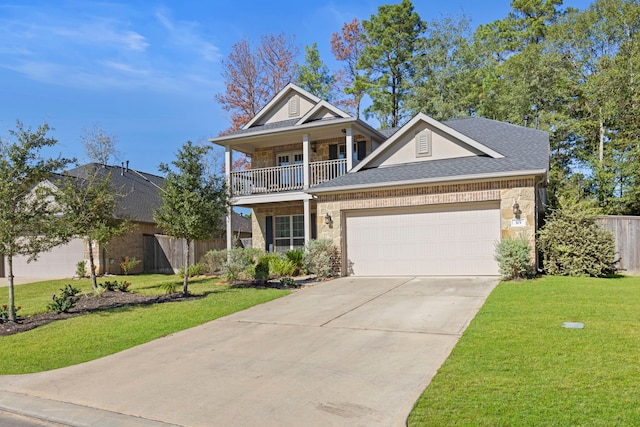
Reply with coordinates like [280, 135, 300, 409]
[222, 118, 300, 137]
[310, 117, 549, 192]
[65, 163, 165, 223]
[63, 164, 250, 234]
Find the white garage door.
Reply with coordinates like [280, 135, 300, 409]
[345, 202, 500, 276]
[8, 238, 86, 278]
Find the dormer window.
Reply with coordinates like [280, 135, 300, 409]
[288, 95, 300, 117]
[416, 129, 432, 157]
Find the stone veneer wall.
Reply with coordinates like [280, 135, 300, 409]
[86, 222, 163, 275]
[250, 135, 370, 169]
[315, 178, 538, 275]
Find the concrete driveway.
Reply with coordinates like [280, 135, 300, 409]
[0, 276, 498, 427]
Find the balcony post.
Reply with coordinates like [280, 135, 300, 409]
[346, 127, 353, 171]
[304, 198, 311, 245]
[225, 146, 233, 251]
[303, 133, 310, 189]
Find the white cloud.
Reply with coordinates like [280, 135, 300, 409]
[154, 7, 221, 63]
[0, 4, 221, 94]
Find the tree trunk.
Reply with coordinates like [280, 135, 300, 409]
[7, 255, 16, 322]
[183, 239, 190, 296]
[599, 107, 605, 166]
[88, 238, 98, 290]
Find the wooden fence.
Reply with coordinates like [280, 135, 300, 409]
[143, 234, 226, 274]
[597, 216, 640, 275]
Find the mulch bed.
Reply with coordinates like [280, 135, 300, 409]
[0, 291, 199, 337]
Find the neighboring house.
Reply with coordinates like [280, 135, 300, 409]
[212, 83, 549, 276]
[2, 163, 250, 278]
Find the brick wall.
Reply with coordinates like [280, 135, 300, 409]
[316, 178, 538, 275]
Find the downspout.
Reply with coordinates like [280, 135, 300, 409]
[535, 174, 547, 273]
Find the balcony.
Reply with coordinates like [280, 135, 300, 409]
[229, 159, 347, 196]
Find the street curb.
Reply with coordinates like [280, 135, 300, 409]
[0, 390, 182, 427]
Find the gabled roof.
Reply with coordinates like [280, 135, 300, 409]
[295, 100, 351, 125]
[309, 116, 549, 193]
[64, 163, 165, 223]
[352, 113, 504, 173]
[242, 83, 321, 130]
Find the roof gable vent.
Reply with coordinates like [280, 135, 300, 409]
[415, 129, 432, 157]
[288, 95, 300, 117]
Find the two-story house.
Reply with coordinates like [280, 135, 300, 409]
[212, 84, 549, 277]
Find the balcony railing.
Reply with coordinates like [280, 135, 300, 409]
[229, 159, 347, 196]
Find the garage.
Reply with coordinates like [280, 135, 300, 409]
[7, 238, 86, 278]
[345, 202, 500, 276]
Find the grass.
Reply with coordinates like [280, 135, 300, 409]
[0, 275, 288, 374]
[408, 275, 640, 426]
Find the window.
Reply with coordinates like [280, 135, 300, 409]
[329, 144, 346, 160]
[416, 129, 432, 157]
[275, 215, 305, 252]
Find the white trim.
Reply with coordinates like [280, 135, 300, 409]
[242, 83, 321, 130]
[231, 191, 314, 205]
[307, 170, 548, 194]
[352, 113, 505, 173]
[210, 117, 387, 146]
[295, 100, 351, 125]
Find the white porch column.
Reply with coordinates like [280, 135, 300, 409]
[345, 127, 353, 171]
[225, 146, 233, 251]
[303, 133, 310, 189]
[304, 198, 311, 245]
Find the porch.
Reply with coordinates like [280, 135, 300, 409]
[229, 159, 348, 196]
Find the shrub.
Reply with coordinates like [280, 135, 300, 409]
[76, 260, 87, 278]
[538, 198, 616, 277]
[203, 249, 227, 273]
[221, 248, 265, 282]
[99, 280, 116, 291]
[303, 239, 337, 278]
[254, 256, 271, 283]
[285, 248, 305, 276]
[120, 256, 141, 275]
[280, 277, 298, 288]
[494, 235, 533, 280]
[270, 257, 296, 277]
[47, 284, 81, 313]
[0, 304, 21, 323]
[159, 282, 178, 294]
[114, 281, 131, 292]
[178, 263, 204, 278]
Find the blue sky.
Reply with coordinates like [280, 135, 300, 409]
[1, 0, 592, 174]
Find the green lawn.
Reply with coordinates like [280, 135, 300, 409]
[408, 275, 640, 426]
[0, 275, 288, 374]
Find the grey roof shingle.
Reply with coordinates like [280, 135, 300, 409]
[65, 163, 165, 223]
[310, 117, 549, 191]
[222, 118, 300, 137]
[62, 164, 251, 233]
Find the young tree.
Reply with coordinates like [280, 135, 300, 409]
[0, 121, 71, 322]
[215, 33, 298, 134]
[331, 18, 366, 117]
[154, 141, 227, 295]
[296, 42, 335, 101]
[54, 165, 132, 290]
[81, 123, 119, 165]
[358, 0, 425, 128]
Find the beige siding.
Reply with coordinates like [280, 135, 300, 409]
[258, 94, 316, 125]
[370, 123, 483, 167]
